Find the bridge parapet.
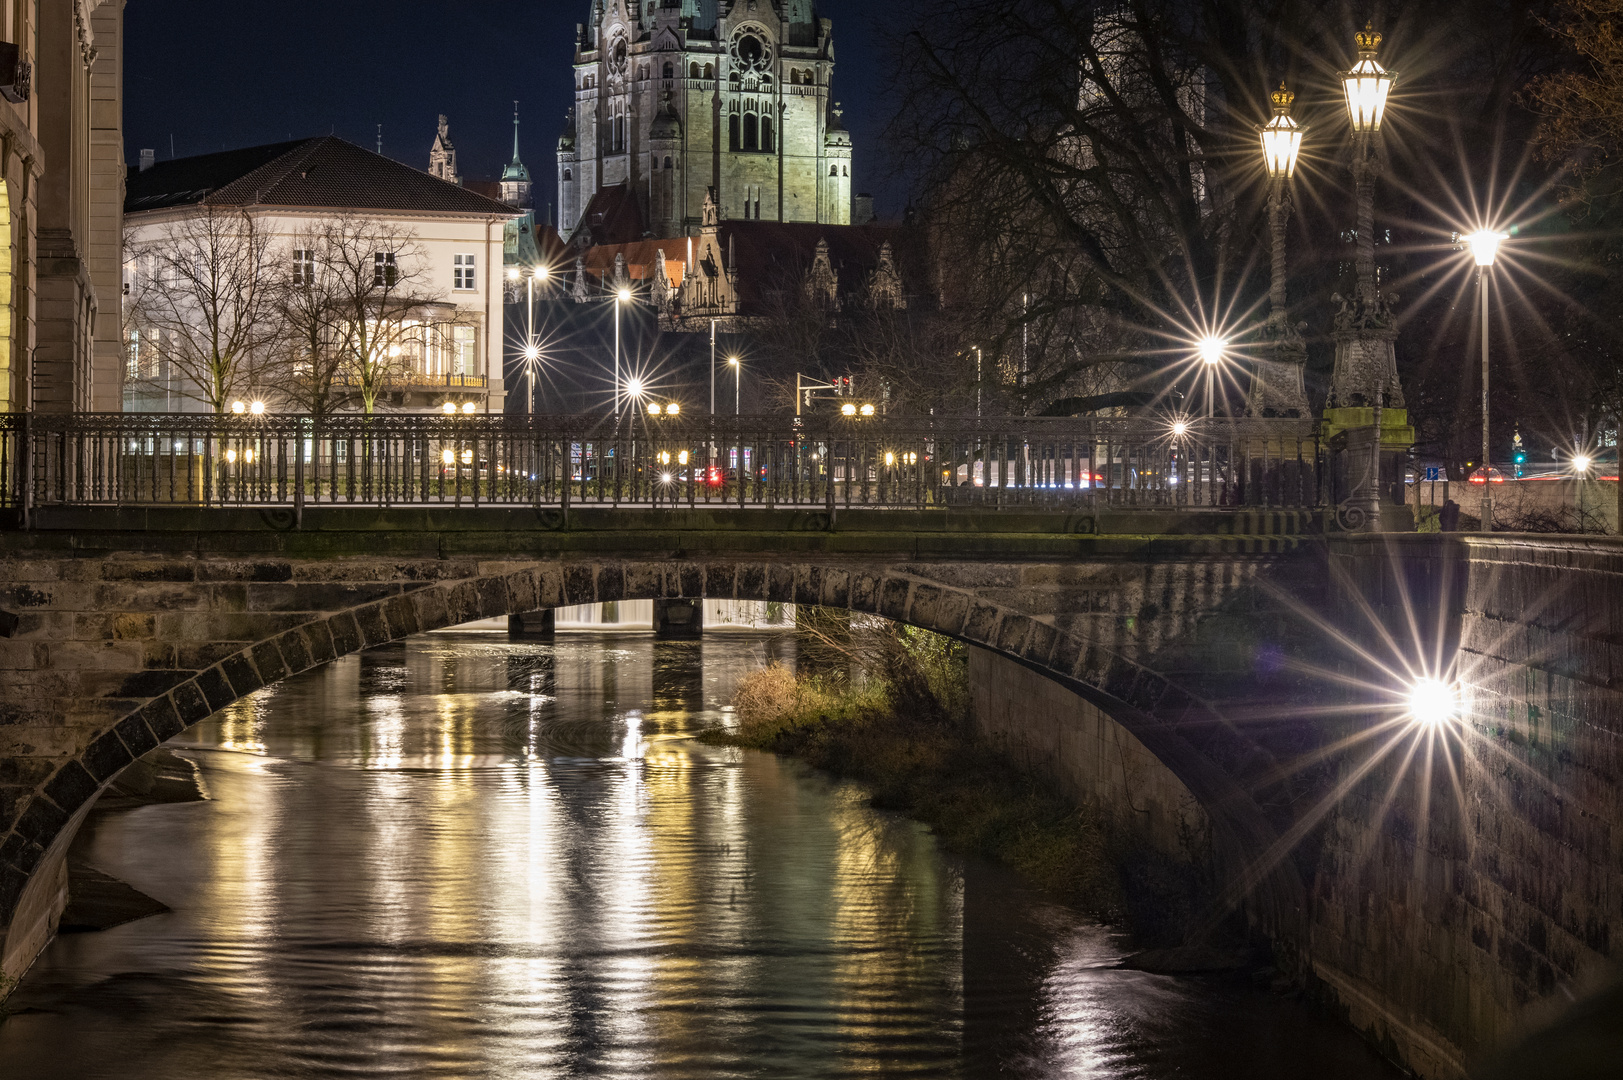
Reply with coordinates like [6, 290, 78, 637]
[0, 411, 1323, 520]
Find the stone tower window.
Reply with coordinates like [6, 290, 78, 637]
[729, 114, 740, 151]
[563, 169, 572, 181]
[762, 116, 774, 153]
[664, 62, 674, 79]
[690, 62, 699, 78]
[704, 63, 714, 79]
[664, 156, 673, 169]
[743, 114, 758, 151]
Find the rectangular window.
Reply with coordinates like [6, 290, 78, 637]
[452, 326, 476, 376]
[374, 251, 398, 287]
[293, 249, 315, 285]
[453, 253, 476, 291]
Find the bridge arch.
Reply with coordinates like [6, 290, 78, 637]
[0, 555, 1303, 979]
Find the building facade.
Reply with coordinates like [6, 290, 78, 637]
[123, 137, 518, 414]
[557, 0, 852, 242]
[0, 0, 125, 414]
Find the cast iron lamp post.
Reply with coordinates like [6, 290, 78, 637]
[1333, 23, 1400, 530]
[1466, 229, 1507, 531]
[1247, 82, 1311, 420]
[1260, 83, 1303, 330]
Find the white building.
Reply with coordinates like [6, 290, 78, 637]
[123, 136, 520, 413]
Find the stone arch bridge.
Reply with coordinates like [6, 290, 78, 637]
[0, 506, 1618, 1080]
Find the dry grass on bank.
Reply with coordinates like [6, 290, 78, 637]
[712, 659, 1129, 921]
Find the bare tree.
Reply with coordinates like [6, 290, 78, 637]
[326, 217, 458, 415]
[262, 215, 466, 416]
[124, 206, 275, 412]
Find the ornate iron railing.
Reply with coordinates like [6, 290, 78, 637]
[0, 412, 1323, 516]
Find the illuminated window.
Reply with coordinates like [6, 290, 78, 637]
[453, 253, 476, 291]
[292, 248, 315, 285]
[452, 326, 475, 375]
[374, 251, 398, 286]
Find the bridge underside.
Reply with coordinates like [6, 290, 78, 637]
[1, 511, 1619, 1079]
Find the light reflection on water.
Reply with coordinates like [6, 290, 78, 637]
[0, 632, 1399, 1080]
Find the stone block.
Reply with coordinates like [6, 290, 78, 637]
[169, 681, 212, 727]
[80, 730, 133, 783]
[250, 641, 289, 685]
[220, 652, 263, 698]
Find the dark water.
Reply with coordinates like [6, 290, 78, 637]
[0, 631, 1400, 1079]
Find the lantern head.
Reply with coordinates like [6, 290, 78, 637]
[1260, 83, 1304, 180]
[1342, 23, 1396, 133]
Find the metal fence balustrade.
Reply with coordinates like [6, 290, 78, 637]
[0, 412, 1323, 515]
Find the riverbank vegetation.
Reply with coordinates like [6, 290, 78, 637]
[705, 612, 1211, 943]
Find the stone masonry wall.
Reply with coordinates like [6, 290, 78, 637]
[1311, 535, 1623, 1079]
[969, 645, 1208, 862]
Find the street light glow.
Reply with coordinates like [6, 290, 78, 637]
[1260, 82, 1304, 180]
[231, 400, 246, 415]
[1198, 337, 1227, 365]
[665, 402, 680, 415]
[727, 356, 740, 367]
[534, 266, 550, 281]
[841, 403, 857, 416]
[507, 268, 520, 280]
[1573, 454, 1593, 474]
[648, 401, 661, 415]
[249, 400, 266, 415]
[461, 402, 476, 415]
[627, 377, 644, 397]
[1173, 420, 1189, 437]
[617, 287, 632, 302]
[1341, 23, 1396, 133]
[1407, 678, 1459, 727]
[860, 403, 876, 416]
[1466, 229, 1509, 267]
[523, 344, 540, 362]
[442, 402, 457, 414]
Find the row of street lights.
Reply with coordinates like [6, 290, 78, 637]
[1249, 24, 1513, 532]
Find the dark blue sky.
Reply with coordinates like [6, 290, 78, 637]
[125, 0, 896, 217]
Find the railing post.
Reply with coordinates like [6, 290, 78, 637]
[17, 410, 31, 529]
[294, 417, 307, 527]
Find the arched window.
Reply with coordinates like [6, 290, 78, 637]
[651, 157, 659, 170]
[743, 113, 758, 151]
[664, 155, 673, 169]
[729, 115, 740, 151]
[690, 62, 700, 78]
[664, 62, 674, 79]
[843, 166, 849, 177]
[704, 64, 714, 79]
[563, 169, 573, 181]
[829, 165, 838, 176]
[761, 116, 774, 153]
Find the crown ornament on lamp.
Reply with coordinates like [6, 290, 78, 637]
[1260, 82, 1304, 179]
[1342, 22, 1396, 132]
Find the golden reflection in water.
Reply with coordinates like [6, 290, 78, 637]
[825, 786, 963, 1074]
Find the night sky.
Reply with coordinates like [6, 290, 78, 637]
[124, 0, 895, 217]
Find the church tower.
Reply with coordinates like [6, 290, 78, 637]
[559, 0, 853, 242]
[501, 103, 533, 208]
[429, 115, 461, 185]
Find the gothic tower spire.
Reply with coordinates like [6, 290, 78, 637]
[501, 101, 533, 208]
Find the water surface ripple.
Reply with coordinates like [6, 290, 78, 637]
[0, 632, 1399, 1079]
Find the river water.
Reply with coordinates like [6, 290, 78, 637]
[0, 630, 1399, 1079]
